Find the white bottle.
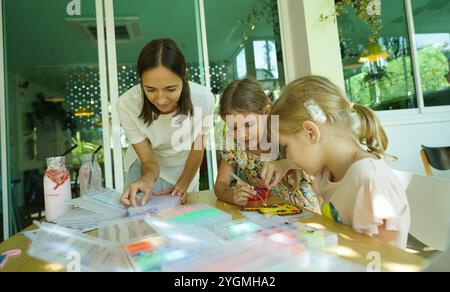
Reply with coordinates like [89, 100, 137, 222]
[79, 153, 102, 196]
[43, 156, 72, 222]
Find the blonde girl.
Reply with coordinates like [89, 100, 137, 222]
[268, 75, 410, 249]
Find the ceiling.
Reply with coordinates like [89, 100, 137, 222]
[5, 0, 274, 73]
[5, 0, 279, 92]
[3, 0, 449, 91]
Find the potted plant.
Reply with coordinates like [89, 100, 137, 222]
[320, 0, 383, 44]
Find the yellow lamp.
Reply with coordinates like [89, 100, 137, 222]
[358, 42, 390, 63]
[74, 107, 94, 117]
[44, 96, 65, 103]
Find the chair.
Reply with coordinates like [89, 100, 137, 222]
[394, 170, 450, 251]
[420, 145, 450, 176]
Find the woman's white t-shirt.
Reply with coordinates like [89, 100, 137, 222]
[117, 81, 215, 191]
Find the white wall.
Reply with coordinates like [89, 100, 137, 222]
[278, 0, 345, 88]
[383, 117, 450, 179]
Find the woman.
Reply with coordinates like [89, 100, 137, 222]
[117, 38, 214, 207]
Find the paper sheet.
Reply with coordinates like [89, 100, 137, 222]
[62, 189, 184, 231]
[66, 188, 127, 218]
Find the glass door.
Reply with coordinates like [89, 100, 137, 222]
[2, 0, 111, 237]
[203, 0, 286, 180]
[204, 0, 286, 96]
[0, 0, 5, 241]
[1, 120, 4, 241]
[106, 0, 210, 191]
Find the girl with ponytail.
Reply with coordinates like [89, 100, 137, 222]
[265, 75, 410, 249]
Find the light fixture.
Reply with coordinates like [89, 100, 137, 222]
[358, 42, 390, 63]
[44, 96, 65, 103]
[74, 107, 94, 117]
[96, 121, 112, 126]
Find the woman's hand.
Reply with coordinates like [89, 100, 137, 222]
[121, 176, 154, 207]
[232, 180, 256, 207]
[261, 159, 297, 190]
[153, 181, 189, 204]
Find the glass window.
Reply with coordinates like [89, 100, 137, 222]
[3, 0, 106, 234]
[204, 0, 285, 176]
[412, 0, 450, 107]
[112, 0, 286, 189]
[111, 0, 209, 189]
[205, 0, 285, 99]
[253, 40, 279, 80]
[112, 0, 205, 94]
[337, 0, 417, 110]
[235, 48, 247, 79]
[0, 131, 2, 241]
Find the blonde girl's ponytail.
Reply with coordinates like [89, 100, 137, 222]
[352, 103, 389, 158]
[272, 75, 395, 159]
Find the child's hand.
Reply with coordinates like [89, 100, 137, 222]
[261, 159, 297, 190]
[232, 180, 257, 207]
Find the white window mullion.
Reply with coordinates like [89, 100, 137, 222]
[405, 0, 425, 113]
[0, 0, 10, 240]
[198, 0, 218, 185]
[95, 0, 113, 189]
[104, 0, 124, 192]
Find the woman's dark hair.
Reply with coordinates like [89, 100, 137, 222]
[137, 38, 193, 126]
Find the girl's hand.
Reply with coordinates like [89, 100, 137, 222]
[232, 180, 257, 207]
[121, 177, 154, 207]
[153, 181, 189, 204]
[261, 159, 296, 190]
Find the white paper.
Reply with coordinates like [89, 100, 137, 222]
[66, 188, 127, 218]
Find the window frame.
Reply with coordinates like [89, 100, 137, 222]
[275, 0, 450, 126]
[375, 0, 450, 124]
